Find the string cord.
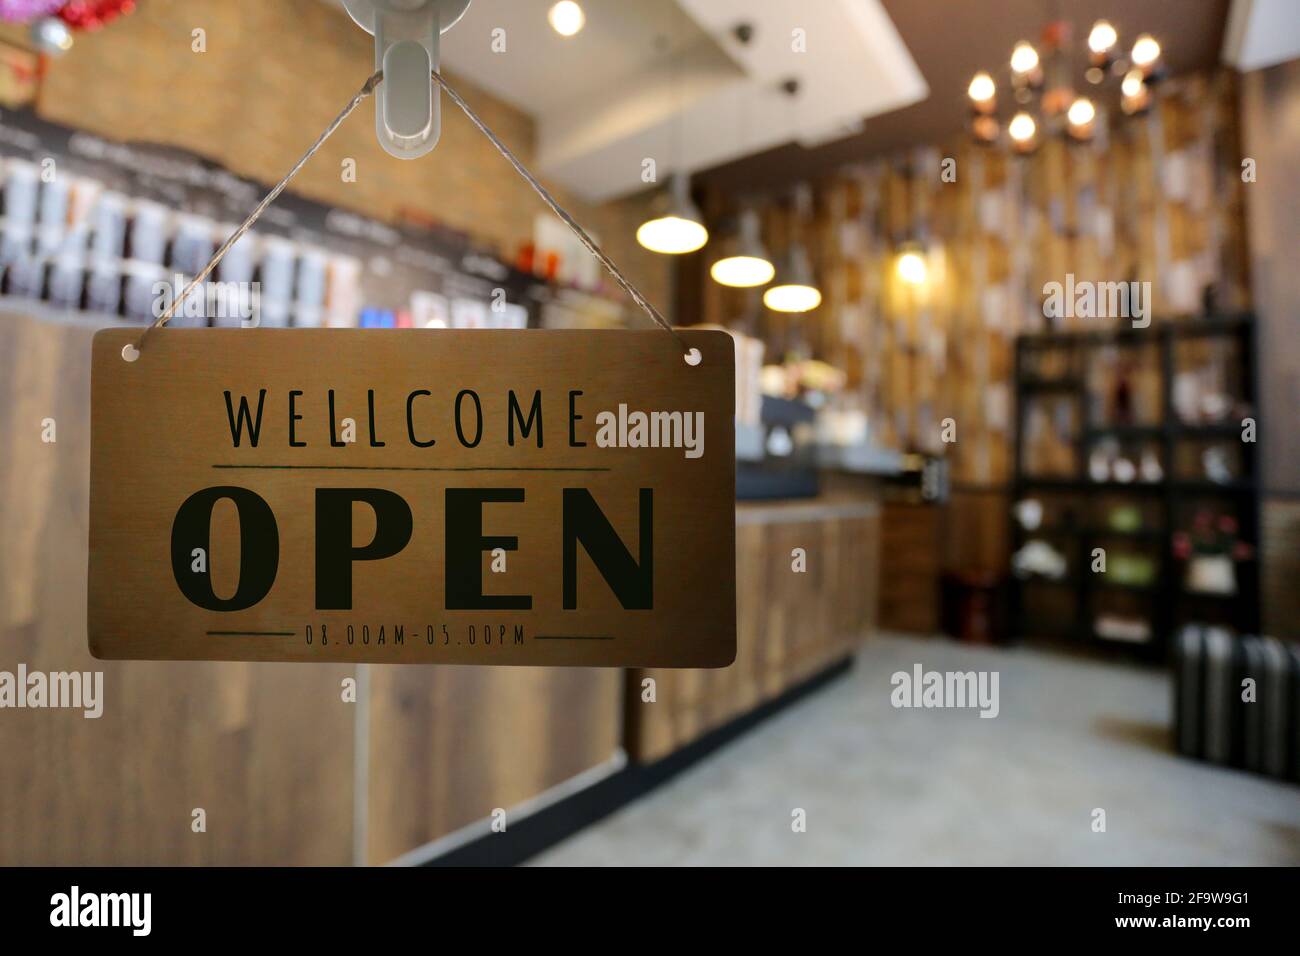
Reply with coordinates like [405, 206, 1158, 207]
[136, 68, 684, 352]
[429, 69, 685, 350]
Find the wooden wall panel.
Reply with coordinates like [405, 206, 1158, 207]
[1260, 497, 1300, 643]
[364, 665, 622, 865]
[695, 72, 1250, 490]
[626, 501, 879, 764]
[942, 487, 1012, 576]
[879, 501, 942, 633]
[1241, 61, 1300, 495]
[0, 315, 355, 865]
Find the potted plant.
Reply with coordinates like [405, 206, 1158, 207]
[1172, 510, 1252, 596]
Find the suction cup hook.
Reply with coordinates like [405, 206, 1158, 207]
[342, 0, 472, 160]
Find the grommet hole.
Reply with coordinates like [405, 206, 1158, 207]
[121, 344, 140, 363]
[684, 348, 701, 366]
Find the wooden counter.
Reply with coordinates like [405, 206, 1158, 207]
[625, 496, 880, 763]
[0, 313, 621, 865]
[0, 313, 882, 862]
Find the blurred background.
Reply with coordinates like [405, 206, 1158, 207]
[0, 0, 1296, 866]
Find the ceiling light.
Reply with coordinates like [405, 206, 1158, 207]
[763, 244, 820, 312]
[710, 210, 774, 287]
[1087, 20, 1118, 55]
[1010, 41, 1040, 75]
[1008, 111, 1037, 145]
[1121, 70, 1144, 98]
[897, 249, 927, 286]
[637, 216, 708, 256]
[967, 71, 993, 113]
[967, 72, 996, 106]
[637, 173, 708, 255]
[1131, 34, 1161, 68]
[764, 283, 821, 313]
[765, 186, 820, 312]
[712, 255, 774, 288]
[1067, 96, 1096, 127]
[548, 1, 585, 37]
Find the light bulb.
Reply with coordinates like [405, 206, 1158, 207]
[548, 1, 585, 37]
[638, 173, 709, 254]
[1008, 112, 1037, 143]
[1068, 97, 1096, 127]
[1010, 41, 1039, 75]
[710, 209, 773, 287]
[763, 284, 822, 313]
[1131, 34, 1161, 68]
[1121, 69, 1144, 98]
[1087, 20, 1117, 55]
[32, 16, 73, 54]
[636, 216, 708, 255]
[897, 251, 927, 286]
[711, 255, 775, 288]
[967, 72, 996, 104]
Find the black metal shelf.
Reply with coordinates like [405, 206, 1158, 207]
[1009, 314, 1260, 661]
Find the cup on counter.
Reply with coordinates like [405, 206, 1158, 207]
[255, 235, 296, 328]
[48, 227, 89, 310]
[293, 246, 327, 328]
[170, 213, 215, 279]
[125, 199, 169, 265]
[3, 159, 40, 234]
[84, 263, 122, 316]
[35, 172, 70, 257]
[325, 255, 361, 328]
[124, 261, 189, 326]
[211, 224, 257, 328]
[89, 191, 128, 264]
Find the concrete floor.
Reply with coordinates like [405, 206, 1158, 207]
[533, 633, 1300, 866]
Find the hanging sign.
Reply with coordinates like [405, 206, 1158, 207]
[88, 328, 736, 667]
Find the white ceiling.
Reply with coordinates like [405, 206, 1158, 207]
[1222, 0, 1300, 71]
[330, 0, 928, 202]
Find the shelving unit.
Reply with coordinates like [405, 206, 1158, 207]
[1009, 315, 1260, 660]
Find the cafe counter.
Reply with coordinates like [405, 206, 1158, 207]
[0, 312, 880, 865]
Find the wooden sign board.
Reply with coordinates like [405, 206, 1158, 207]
[88, 329, 736, 667]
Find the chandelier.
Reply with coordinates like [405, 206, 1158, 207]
[967, 19, 1165, 152]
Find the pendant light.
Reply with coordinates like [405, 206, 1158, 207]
[1008, 111, 1038, 154]
[763, 186, 820, 313]
[763, 245, 820, 312]
[1067, 96, 1096, 141]
[636, 172, 708, 255]
[896, 241, 928, 286]
[710, 209, 774, 287]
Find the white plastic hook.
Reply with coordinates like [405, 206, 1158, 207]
[342, 0, 472, 160]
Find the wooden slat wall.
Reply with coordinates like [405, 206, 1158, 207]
[0, 314, 356, 865]
[625, 502, 879, 764]
[696, 72, 1250, 490]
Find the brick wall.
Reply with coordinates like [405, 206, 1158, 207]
[4, 0, 669, 310]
